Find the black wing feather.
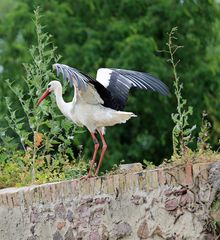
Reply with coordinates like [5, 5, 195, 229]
[112, 69, 169, 95]
[101, 68, 169, 110]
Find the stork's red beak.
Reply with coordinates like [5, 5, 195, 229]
[37, 89, 51, 106]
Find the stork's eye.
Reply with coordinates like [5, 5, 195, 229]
[48, 84, 51, 89]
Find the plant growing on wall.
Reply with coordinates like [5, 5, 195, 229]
[166, 27, 196, 159]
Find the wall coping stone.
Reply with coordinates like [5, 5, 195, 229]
[0, 160, 218, 208]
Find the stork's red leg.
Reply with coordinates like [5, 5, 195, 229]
[88, 132, 100, 177]
[95, 130, 107, 177]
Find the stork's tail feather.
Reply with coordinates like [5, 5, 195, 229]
[117, 111, 137, 123]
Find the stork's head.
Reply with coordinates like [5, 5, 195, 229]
[37, 81, 61, 106]
[47, 80, 62, 92]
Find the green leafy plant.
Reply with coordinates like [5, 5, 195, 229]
[143, 159, 155, 169]
[197, 111, 211, 153]
[167, 27, 196, 160]
[0, 8, 87, 188]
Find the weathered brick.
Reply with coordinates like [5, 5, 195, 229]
[193, 163, 209, 181]
[71, 180, 80, 197]
[118, 174, 126, 193]
[93, 177, 102, 195]
[200, 167, 208, 180]
[137, 220, 149, 239]
[158, 169, 166, 186]
[62, 181, 72, 199]
[0, 193, 3, 205]
[130, 173, 139, 191]
[32, 186, 41, 204]
[42, 184, 52, 203]
[24, 189, 32, 206]
[124, 173, 132, 192]
[2, 192, 8, 205]
[149, 170, 159, 189]
[142, 171, 151, 191]
[185, 163, 193, 185]
[100, 176, 108, 193]
[106, 176, 115, 194]
[50, 183, 57, 202]
[57, 221, 66, 230]
[164, 169, 172, 185]
[58, 182, 65, 200]
[165, 168, 178, 185]
[112, 174, 120, 194]
[177, 166, 186, 186]
[137, 172, 145, 190]
[88, 177, 96, 195]
[10, 192, 19, 207]
[6, 193, 15, 208]
[80, 178, 91, 195]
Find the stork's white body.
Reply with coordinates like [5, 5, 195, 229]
[71, 103, 136, 132]
[53, 81, 135, 133]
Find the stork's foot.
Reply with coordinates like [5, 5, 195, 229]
[80, 173, 94, 180]
[94, 171, 99, 177]
[80, 175, 89, 180]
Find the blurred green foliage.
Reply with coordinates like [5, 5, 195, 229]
[0, 0, 220, 175]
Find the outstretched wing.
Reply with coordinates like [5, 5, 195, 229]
[53, 64, 169, 111]
[96, 68, 169, 110]
[53, 64, 116, 107]
[53, 63, 88, 90]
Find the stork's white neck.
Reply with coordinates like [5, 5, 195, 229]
[54, 85, 71, 118]
[54, 85, 64, 108]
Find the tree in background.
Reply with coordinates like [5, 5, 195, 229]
[0, 0, 220, 172]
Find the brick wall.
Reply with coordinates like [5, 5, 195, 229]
[0, 161, 219, 240]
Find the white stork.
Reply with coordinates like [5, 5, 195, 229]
[37, 64, 169, 177]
